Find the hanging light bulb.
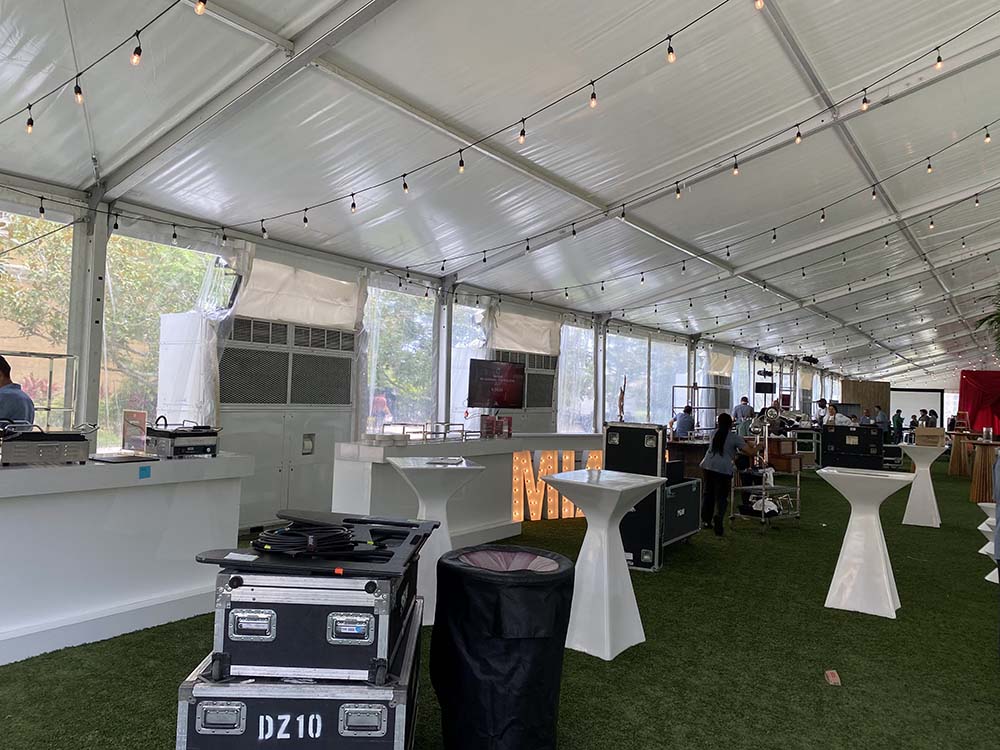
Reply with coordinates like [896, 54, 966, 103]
[564, 288, 569, 299]
[986, 127, 992, 144]
[350, 193, 357, 213]
[525, 239, 531, 253]
[928, 216, 935, 230]
[424, 287, 429, 298]
[402, 174, 409, 194]
[794, 125, 802, 144]
[884, 237, 890, 249]
[871, 185, 877, 200]
[962, 237, 966, 248]
[221, 229, 227, 242]
[74, 76, 84, 104]
[302, 208, 310, 226]
[113, 214, 119, 230]
[820, 207, 826, 223]
[801, 267, 805, 277]
[589, 81, 598, 108]
[843, 252, 847, 263]
[666, 36, 676, 64]
[131, 32, 142, 66]
[640, 271, 645, 285]
[754, 0, 764, 10]
[620, 204, 626, 220]
[926, 158, 933, 174]
[934, 47, 943, 70]
[38, 197, 45, 218]
[975, 193, 980, 207]
[601, 281, 605, 292]
[457, 150, 465, 174]
[571, 223, 577, 237]
[171, 225, 178, 245]
[518, 119, 526, 144]
[194, 0, 207, 15]
[681, 260, 686, 274]
[771, 228, 777, 244]
[260, 219, 268, 239]
[675, 182, 681, 199]
[732, 155, 739, 175]
[725, 245, 731, 258]
[860, 89, 870, 112]
[25, 104, 33, 134]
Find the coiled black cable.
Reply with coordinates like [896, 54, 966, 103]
[251, 521, 355, 558]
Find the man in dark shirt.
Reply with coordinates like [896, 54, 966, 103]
[0, 356, 36, 423]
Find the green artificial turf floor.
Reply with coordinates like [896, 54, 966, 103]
[1, 462, 996, 749]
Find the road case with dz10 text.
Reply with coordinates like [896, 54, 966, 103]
[176, 598, 422, 750]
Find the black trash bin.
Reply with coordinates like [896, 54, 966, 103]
[430, 544, 575, 750]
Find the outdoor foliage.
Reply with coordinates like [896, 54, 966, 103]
[0, 211, 213, 445]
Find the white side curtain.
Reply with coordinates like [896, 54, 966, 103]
[235, 259, 359, 329]
[354, 269, 370, 438]
[450, 303, 488, 429]
[557, 320, 595, 433]
[799, 368, 815, 390]
[709, 351, 733, 376]
[489, 306, 561, 355]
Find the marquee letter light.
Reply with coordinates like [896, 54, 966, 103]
[512, 449, 604, 521]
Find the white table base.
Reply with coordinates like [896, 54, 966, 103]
[901, 445, 946, 528]
[818, 468, 914, 620]
[543, 469, 666, 661]
[387, 458, 484, 626]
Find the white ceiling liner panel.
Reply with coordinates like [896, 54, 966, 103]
[629, 128, 877, 265]
[0, 2, 94, 184]
[780, 0, 1000, 103]
[204, 0, 347, 38]
[124, 67, 585, 269]
[328, 0, 822, 204]
[61, 0, 272, 184]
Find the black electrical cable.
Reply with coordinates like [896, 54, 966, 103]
[251, 521, 356, 558]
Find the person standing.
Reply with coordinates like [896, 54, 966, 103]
[814, 398, 828, 426]
[892, 409, 904, 444]
[0, 356, 35, 424]
[874, 405, 890, 435]
[732, 396, 754, 422]
[927, 409, 939, 428]
[825, 404, 852, 426]
[860, 409, 873, 425]
[699, 413, 757, 537]
[671, 405, 695, 438]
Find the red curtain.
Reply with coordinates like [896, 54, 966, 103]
[958, 370, 1000, 433]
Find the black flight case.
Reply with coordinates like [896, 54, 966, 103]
[605, 422, 701, 571]
[821, 424, 883, 470]
[176, 597, 423, 750]
[197, 511, 437, 684]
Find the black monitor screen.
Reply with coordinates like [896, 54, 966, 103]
[468, 359, 525, 409]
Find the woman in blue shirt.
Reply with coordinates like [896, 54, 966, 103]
[699, 413, 758, 536]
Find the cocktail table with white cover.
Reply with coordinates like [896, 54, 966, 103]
[817, 467, 915, 619]
[901, 445, 947, 527]
[542, 469, 667, 660]
[387, 457, 485, 625]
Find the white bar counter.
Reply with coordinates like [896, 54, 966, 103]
[0, 453, 253, 665]
[333, 434, 602, 546]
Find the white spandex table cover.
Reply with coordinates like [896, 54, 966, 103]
[387, 457, 485, 625]
[542, 469, 666, 660]
[901, 445, 947, 527]
[818, 467, 915, 619]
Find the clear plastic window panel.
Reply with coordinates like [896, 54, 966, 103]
[557, 324, 595, 433]
[650, 339, 689, 424]
[604, 331, 648, 423]
[731, 350, 751, 412]
[450, 304, 487, 429]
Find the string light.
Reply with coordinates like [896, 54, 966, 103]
[666, 36, 676, 64]
[771, 228, 777, 244]
[975, 194, 981, 207]
[794, 125, 802, 144]
[640, 271, 645, 285]
[754, 0, 764, 10]
[861, 90, 870, 112]
[402, 174, 409, 194]
[681, 260, 686, 274]
[986, 126, 992, 144]
[926, 158, 933, 174]
[564, 287, 569, 299]
[871, 185, 877, 200]
[74, 77, 84, 105]
[589, 81, 598, 109]
[171, 224, 178, 245]
[518, 119, 526, 145]
[113, 214, 119, 230]
[260, 219, 268, 240]
[935, 47, 943, 70]
[820, 207, 826, 223]
[620, 205, 626, 220]
[929, 215, 935, 230]
[130, 32, 142, 66]
[525, 239, 531, 253]
[302, 208, 309, 226]
[25, 104, 33, 134]
[458, 150, 465, 174]
[571, 223, 577, 237]
[350, 193, 356, 213]
[675, 182, 681, 199]
[194, 0, 207, 15]
[601, 281, 605, 292]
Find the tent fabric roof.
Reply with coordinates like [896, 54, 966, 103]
[3, 0, 1000, 389]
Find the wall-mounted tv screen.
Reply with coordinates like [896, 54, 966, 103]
[468, 359, 525, 410]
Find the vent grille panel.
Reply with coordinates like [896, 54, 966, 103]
[526, 372, 555, 408]
[220, 349, 289, 404]
[291, 354, 352, 405]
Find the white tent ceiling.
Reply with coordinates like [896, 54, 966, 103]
[3, 0, 1000, 390]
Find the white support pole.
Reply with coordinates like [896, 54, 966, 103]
[72, 196, 109, 432]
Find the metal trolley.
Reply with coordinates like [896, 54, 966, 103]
[729, 470, 801, 533]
